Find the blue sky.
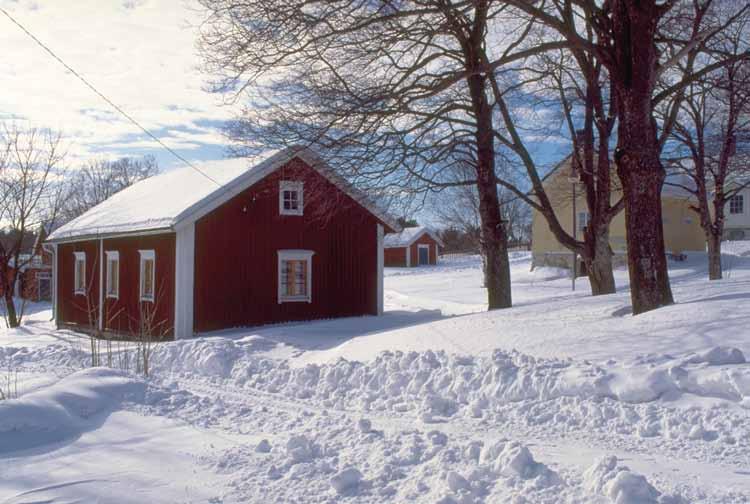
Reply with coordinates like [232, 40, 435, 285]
[1, 0, 570, 228]
[1, 0, 232, 171]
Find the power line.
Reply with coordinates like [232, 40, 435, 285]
[0, 6, 222, 187]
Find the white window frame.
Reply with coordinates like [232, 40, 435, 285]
[277, 249, 314, 303]
[417, 244, 430, 265]
[139, 249, 156, 302]
[729, 194, 744, 215]
[279, 180, 304, 216]
[73, 252, 86, 296]
[105, 251, 119, 299]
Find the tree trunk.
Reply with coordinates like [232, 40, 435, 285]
[707, 232, 722, 280]
[616, 152, 674, 313]
[467, 73, 512, 310]
[612, 0, 674, 314]
[4, 289, 19, 328]
[585, 227, 616, 295]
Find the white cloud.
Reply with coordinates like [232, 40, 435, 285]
[0, 0, 233, 168]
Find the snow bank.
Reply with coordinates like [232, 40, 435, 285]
[584, 457, 683, 504]
[0, 368, 145, 454]
[149, 339, 750, 457]
[152, 339, 750, 410]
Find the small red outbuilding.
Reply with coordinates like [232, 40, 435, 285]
[46, 147, 400, 339]
[383, 227, 443, 267]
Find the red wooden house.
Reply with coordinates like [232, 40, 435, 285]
[383, 227, 443, 267]
[46, 147, 400, 338]
[1, 230, 53, 302]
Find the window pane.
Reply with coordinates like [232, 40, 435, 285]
[295, 261, 306, 295]
[108, 260, 118, 296]
[283, 190, 299, 210]
[281, 259, 307, 297]
[76, 260, 85, 291]
[143, 259, 154, 298]
[730, 195, 743, 214]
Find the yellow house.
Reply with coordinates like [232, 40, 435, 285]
[531, 156, 706, 270]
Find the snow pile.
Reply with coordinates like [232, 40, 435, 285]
[207, 416, 581, 502]
[203, 413, 678, 503]
[0, 343, 88, 370]
[584, 457, 684, 504]
[330, 467, 363, 495]
[151, 339, 750, 411]
[147, 340, 750, 464]
[0, 368, 145, 454]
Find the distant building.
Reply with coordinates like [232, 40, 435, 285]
[46, 147, 400, 339]
[0, 229, 53, 302]
[531, 157, 705, 271]
[384, 226, 443, 267]
[722, 182, 750, 240]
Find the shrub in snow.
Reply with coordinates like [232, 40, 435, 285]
[330, 467, 362, 495]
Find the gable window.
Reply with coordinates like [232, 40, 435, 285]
[139, 250, 155, 302]
[279, 180, 304, 216]
[730, 194, 744, 214]
[73, 252, 86, 295]
[277, 250, 314, 303]
[577, 212, 590, 235]
[105, 251, 119, 299]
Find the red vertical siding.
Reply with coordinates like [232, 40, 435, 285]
[101, 234, 175, 338]
[57, 234, 175, 337]
[384, 247, 407, 267]
[193, 157, 379, 332]
[57, 240, 101, 327]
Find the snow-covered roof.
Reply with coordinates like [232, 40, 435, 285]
[47, 147, 401, 242]
[383, 226, 444, 248]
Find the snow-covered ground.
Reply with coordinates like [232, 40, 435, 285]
[2, 244, 750, 502]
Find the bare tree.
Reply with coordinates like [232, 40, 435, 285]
[62, 155, 158, 221]
[664, 9, 750, 280]
[196, 1, 580, 310]
[487, 43, 624, 295]
[0, 123, 66, 327]
[499, 0, 750, 313]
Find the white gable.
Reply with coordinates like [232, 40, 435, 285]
[48, 147, 400, 242]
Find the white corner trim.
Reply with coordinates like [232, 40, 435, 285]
[377, 224, 384, 315]
[73, 251, 86, 296]
[175, 223, 195, 339]
[98, 240, 104, 330]
[105, 250, 119, 299]
[277, 249, 314, 304]
[52, 243, 58, 325]
[279, 180, 304, 216]
[138, 249, 156, 302]
[406, 245, 411, 267]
